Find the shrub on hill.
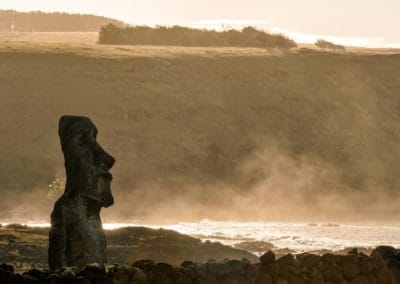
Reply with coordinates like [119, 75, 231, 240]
[98, 23, 297, 49]
[315, 39, 346, 52]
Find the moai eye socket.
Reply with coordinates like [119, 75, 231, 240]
[74, 132, 87, 145]
[73, 134, 81, 144]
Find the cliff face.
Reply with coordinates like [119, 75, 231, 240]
[1, 41, 400, 222]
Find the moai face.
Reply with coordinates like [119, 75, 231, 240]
[59, 115, 115, 208]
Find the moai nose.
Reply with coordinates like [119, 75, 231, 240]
[97, 151, 115, 169]
[91, 141, 115, 169]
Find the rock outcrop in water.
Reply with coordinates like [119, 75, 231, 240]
[1, 246, 400, 283]
[48, 115, 116, 270]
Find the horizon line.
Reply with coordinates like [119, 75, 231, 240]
[2, 8, 400, 49]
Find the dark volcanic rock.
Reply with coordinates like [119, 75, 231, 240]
[132, 259, 156, 272]
[347, 247, 358, 255]
[296, 253, 321, 268]
[0, 263, 14, 273]
[154, 262, 174, 275]
[339, 255, 360, 280]
[48, 115, 116, 270]
[108, 265, 147, 284]
[0, 266, 15, 284]
[371, 246, 400, 283]
[23, 268, 49, 281]
[80, 263, 109, 283]
[259, 251, 275, 266]
[255, 271, 272, 284]
[47, 273, 62, 284]
[1, 248, 400, 284]
[181, 261, 195, 269]
[321, 253, 340, 265]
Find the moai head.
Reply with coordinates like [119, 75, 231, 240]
[58, 115, 115, 209]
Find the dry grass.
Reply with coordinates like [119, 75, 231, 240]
[0, 32, 291, 58]
[1, 32, 398, 58]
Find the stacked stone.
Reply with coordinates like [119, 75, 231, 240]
[0, 263, 111, 284]
[0, 259, 256, 284]
[256, 248, 395, 284]
[0, 246, 399, 284]
[111, 258, 258, 284]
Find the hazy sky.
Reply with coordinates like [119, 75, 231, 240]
[1, 0, 399, 47]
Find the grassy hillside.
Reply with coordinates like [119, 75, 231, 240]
[0, 10, 124, 32]
[1, 33, 400, 223]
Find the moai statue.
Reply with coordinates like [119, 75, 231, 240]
[49, 115, 115, 270]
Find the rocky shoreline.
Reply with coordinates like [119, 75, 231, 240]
[1, 246, 400, 283]
[0, 224, 257, 270]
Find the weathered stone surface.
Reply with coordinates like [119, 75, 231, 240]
[255, 271, 272, 284]
[297, 253, 321, 268]
[347, 248, 359, 255]
[350, 274, 374, 284]
[371, 246, 397, 259]
[0, 263, 14, 273]
[0, 267, 14, 283]
[261, 263, 279, 277]
[277, 263, 291, 279]
[371, 246, 399, 283]
[272, 276, 288, 284]
[285, 273, 305, 284]
[340, 255, 360, 280]
[108, 265, 147, 284]
[260, 251, 276, 266]
[277, 254, 296, 265]
[172, 269, 192, 284]
[2, 249, 400, 284]
[60, 268, 77, 278]
[307, 272, 324, 284]
[154, 262, 174, 275]
[132, 259, 156, 272]
[208, 259, 244, 275]
[23, 268, 48, 282]
[358, 257, 373, 275]
[322, 253, 340, 265]
[49, 115, 116, 270]
[47, 273, 62, 284]
[80, 263, 109, 282]
[321, 263, 343, 282]
[181, 261, 195, 268]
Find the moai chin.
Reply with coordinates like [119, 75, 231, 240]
[48, 115, 115, 270]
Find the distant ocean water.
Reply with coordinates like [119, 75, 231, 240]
[8, 220, 400, 255]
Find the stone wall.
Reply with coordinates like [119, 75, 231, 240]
[1, 246, 399, 283]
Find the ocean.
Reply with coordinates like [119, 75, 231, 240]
[14, 220, 400, 255]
